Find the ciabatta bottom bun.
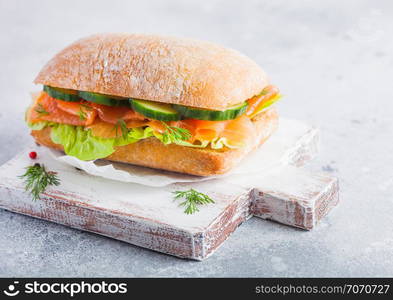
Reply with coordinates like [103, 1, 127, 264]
[31, 108, 278, 176]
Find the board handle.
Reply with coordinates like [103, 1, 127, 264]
[249, 165, 339, 230]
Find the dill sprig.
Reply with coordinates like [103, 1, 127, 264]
[161, 123, 191, 144]
[173, 189, 215, 214]
[19, 163, 60, 201]
[78, 109, 87, 121]
[34, 103, 49, 116]
[114, 119, 129, 139]
[78, 103, 92, 121]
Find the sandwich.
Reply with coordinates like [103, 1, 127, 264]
[26, 33, 280, 176]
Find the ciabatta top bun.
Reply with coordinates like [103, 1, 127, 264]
[34, 33, 269, 109]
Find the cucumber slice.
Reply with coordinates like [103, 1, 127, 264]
[173, 102, 248, 121]
[78, 91, 128, 106]
[130, 99, 181, 121]
[43, 86, 79, 102]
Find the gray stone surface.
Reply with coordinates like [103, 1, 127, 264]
[0, 0, 392, 277]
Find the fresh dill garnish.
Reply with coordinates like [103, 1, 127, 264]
[114, 119, 128, 139]
[173, 189, 215, 214]
[77, 103, 92, 121]
[161, 123, 192, 144]
[77, 108, 87, 121]
[19, 163, 60, 201]
[34, 103, 49, 116]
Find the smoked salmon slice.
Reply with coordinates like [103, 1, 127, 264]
[246, 85, 279, 117]
[125, 120, 151, 129]
[220, 115, 256, 146]
[179, 119, 228, 142]
[87, 119, 120, 138]
[90, 103, 146, 124]
[29, 92, 94, 126]
[56, 100, 97, 125]
[178, 116, 255, 146]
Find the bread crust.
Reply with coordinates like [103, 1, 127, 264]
[34, 33, 269, 110]
[31, 108, 279, 176]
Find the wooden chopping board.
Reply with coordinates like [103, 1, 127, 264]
[0, 118, 339, 260]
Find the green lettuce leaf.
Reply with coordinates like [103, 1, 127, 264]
[49, 124, 159, 161]
[211, 137, 241, 149]
[27, 121, 54, 130]
[115, 127, 155, 146]
[50, 124, 116, 160]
